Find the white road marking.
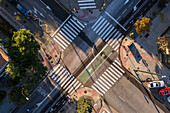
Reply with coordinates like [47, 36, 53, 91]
[78, 0, 94, 3]
[101, 24, 112, 38]
[53, 38, 65, 50]
[102, 74, 114, 85]
[70, 19, 83, 30]
[96, 20, 107, 34]
[55, 35, 68, 47]
[80, 6, 96, 9]
[112, 62, 125, 73]
[122, 9, 127, 14]
[98, 23, 110, 35]
[92, 16, 103, 29]
[68, 21, 80, 32]
[61, 28, 74, 40]
[103, 26, 114, 40]
[100, 76, 112, 87]
[96, 81, 107, 92]
[110, 65, 122, 77]
[98, 79, 110, 90]
[91, 86, 103, 96]
[93, 83, 105, 94]
[105, 29, 117, 42]
[59, 31, 72, 42]
[64, 26, 76, 37]
[79, 3, 95, 6]
[104, 72, 116, 83]
[57, 33, 70, 44]
[66, 23, 78, 35]
[93, 18, 105, 31]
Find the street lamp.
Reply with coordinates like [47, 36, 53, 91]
[21, 90, 29, 101]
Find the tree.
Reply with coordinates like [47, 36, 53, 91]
[4, 29, 47, 82]
[134, 17, 152, 34]
[8, 87, 28, 105]
[76, 98, 93, 113]
[0, 90, 6, 104]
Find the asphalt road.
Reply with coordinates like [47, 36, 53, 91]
[42, 0, 70, 22]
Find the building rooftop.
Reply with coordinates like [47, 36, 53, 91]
[0, 46, 9, 74]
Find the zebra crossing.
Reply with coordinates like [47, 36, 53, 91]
[91, 59, 125, 96]
[78, 0, 96, 9]
[91, 16, 124, 51]
[49, 64, 83, 96]
[53, 16, 86, 51]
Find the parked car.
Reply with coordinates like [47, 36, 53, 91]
[148, 81, 165, 88]
[167, 96, 170, 102]
[159, 87, 170, 96]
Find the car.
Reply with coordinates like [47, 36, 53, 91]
[8, 0, 18, 5]
[159, 87, 170, 96]
[167, 96, 170, 102]
[148, 81, 165, 88]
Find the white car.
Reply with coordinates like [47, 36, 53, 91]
[167, 96, 170, 102]
[148, 81, 165, 88]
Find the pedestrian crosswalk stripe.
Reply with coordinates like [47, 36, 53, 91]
[60, 73, 69, 86]
[65, 79, 77, 91]
[115, 59, 121, 66]
[49, 64, 60, 77]
[61, 73, 71, 87]
[104, 72, 116, 83]
[68, 21, 80, 33]
[64, 26, 76, 38]
[103, 26, 114, 40]
[98, 79, 110, 90]
[94, 18, 105, 31]
[79, 3, 95, 6]
[108, 67, 120, 79]
[70, 83, 82, 95]
[91, 86, 103, 96]
[66, 23, 78, 35]
[92, 16, 103, 29]
[70, 19, 83, 30]
[52, 66, 63, 79]
[55, 35, 68, 47]
[98, 22, 110, 35]
[105, 29, 117, 42]
[112, 35, 122, 48]
[100, 76, 112, 87]
[110, 65, 122, 77]
[63, 76, 73, 89]
[61, 28, 74, 40]
[94, 83, 105, 94]
[68, 81, 79, 93]
[57, 33, 70, 44]
[106, 69, 118, 80]
[54, 68, 65, 81]
[112, 62, 125, 73]
[96, 20, 107, 34]
[102, 74, 114, 85]
[59, 31, 72, 42]
[96, 81, 107, 92]
[72, 16, 85, 28]
[109, 31, 120, 46]
[53, 38, 65, 50]
[101, 24, 112, 38]
[78, 0, 94, 3]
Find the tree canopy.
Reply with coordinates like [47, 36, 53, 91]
[76, 98, 93, 113]
[4, 29, 47, 105]
[134, 17, 152, 34]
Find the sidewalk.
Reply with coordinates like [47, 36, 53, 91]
[120, 1, 170, 110]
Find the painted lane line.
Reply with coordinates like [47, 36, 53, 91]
[66, 23, 78, 35]
[103, 26, 114, 41]
[102, 74, 114, 86]
[96, 81, 107, 92]
[61, 28, 74, 40]
[68, 21, 80, 32]
[57, 33, 70, 44]
[117, 16, 121, 20]
[93, 18, 105, 32]
[55, 35, 68, 47]
[91, 86, 103, 96]
[41, 8, 47, 13]
[48, 14, 54, 20]
[100, 76, 112, 87]
[92, 16, 103, 29]
[96, 20, 107, 34]
[119, 96, 126, 102]
[98, 22, 110, 35]
[59, 31, 72, 42]
[128, 2, 133, 7]
[105, 11, 127, 31]
[70, 19, 83, 30]
[112, 62, 125, 73]
[105, 29, 117, 42]
[122, 9, 127, 14]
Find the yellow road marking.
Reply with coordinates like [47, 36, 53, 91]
[54, 0, 70, 14]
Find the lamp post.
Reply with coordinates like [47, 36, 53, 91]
[21, 89, 29, 101]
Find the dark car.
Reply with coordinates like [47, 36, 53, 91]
[8, 0, 18, 5]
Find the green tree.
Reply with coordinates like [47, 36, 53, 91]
[76, 98, 93, 113]
[0, 90, 6, 104]
[134, 17, 152, 34]
[8, 87, 28, 105]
